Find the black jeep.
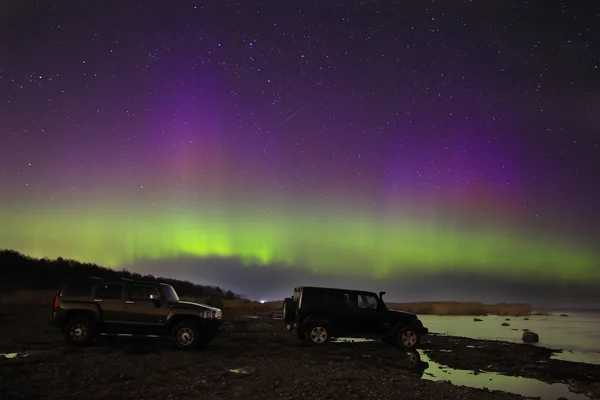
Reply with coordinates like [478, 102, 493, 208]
[282, 286, 428, 349]
[50, 276, 223, 349]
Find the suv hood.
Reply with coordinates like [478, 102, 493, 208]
[171, 300, 221, 312]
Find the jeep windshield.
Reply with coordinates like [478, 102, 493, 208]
[162, 285, 180, 301]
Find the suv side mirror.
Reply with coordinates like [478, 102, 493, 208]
[150, 293, 161, 306]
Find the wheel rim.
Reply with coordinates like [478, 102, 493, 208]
[69, 323, 87, 341]
[176, 327, 195, 346]
[402, 330, 417, 347]
[310, 326, 327, 344]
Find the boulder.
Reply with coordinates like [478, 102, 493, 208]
[473, 318, 482, 322]
[522, 331, 539, 343]
[501, 322, 510, 326]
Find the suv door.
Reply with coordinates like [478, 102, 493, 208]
[122, 285, 167, 333]
[93, 283, 125, 329]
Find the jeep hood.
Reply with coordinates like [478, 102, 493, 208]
[388, 309, 418, 319]
[170, 300, 221, 312]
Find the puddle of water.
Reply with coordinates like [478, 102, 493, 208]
[419, 351, 590, 400]
[331, 337, 375, 343]
[0, 353, 29, 359]
[229, 367, 254, 374]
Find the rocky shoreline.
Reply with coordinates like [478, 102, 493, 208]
[0, 305, 598, 399]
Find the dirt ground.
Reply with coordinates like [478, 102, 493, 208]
[0, 305, 599, 400]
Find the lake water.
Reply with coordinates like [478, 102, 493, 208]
[418, 311, 600, 365]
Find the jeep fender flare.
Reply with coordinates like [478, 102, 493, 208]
[301, 317, 331, 330]
[389, 320, 420, 336]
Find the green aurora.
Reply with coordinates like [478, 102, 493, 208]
[0, 204, 596, 284]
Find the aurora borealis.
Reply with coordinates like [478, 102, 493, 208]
[1, 1, 598, 303]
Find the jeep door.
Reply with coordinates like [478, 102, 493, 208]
[122, 285, 167, 333]
[327, 291, 354, 336]
[352, 292, 384, 335]
[93, 283, 125, 329]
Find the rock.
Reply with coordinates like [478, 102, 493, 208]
[560, 314, 569, 317]
[523, 317, 529, 320]
[505, 318, 510, 321]
[522, 331, 539, 343]
[501, 322, 510, 326]
[522, 328, 529, 331]
[473, 318, 482, 322]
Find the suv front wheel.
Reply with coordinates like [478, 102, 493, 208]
[171, 321, 200, 350]
[305, 322, 330, 345]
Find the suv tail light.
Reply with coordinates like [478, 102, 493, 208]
[53, 295, 60, 312]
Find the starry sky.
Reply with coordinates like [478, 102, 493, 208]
[1, 1, 599, 306]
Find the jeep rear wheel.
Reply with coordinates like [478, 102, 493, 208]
[171, 321, 200, 350]
[64, 316, 96, 346]
[397, 327, 420, 349]
[306, 323, 330, 345]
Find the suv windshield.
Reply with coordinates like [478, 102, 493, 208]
[161, 285, 180, 301]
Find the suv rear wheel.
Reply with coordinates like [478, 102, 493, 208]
[64, 316, 96, 346]
[306, 322, 330, 345]
[171, 321, 200, 350]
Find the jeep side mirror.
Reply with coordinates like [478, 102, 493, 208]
[379, 291, 386, 300]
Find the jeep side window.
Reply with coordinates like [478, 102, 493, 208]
[358, 293, 378, 310]
[129, 285, 160, 301]
[95, 284, 123, 299]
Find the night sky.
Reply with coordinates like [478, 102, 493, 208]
[1, 1, 598, 306]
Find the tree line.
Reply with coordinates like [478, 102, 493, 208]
[0, 249, 238, 300]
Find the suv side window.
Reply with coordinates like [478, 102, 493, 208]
[95, 284, 123, 299]
[62, 282, 93, 297]
[357, 293, 378, 310]
[129, 285, 160, 301]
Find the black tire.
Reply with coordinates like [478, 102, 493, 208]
[305, 322, 331, 345]
[64, 316, 96, 346]
[283, 298, 295, 324]
[171, 320, 201, 350]
[396, 327, 420, 350]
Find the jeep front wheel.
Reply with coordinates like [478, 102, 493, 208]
[64, 316, 96, 346]
[171, 321, 200, 350]
[397, 327, 420, 349]
[306, 323, 330, 345]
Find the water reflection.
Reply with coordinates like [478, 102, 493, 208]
[331, 338, 589, 400]
[418, 350, 590, 400]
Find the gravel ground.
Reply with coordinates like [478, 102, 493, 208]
[0, 305, 597, 400]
